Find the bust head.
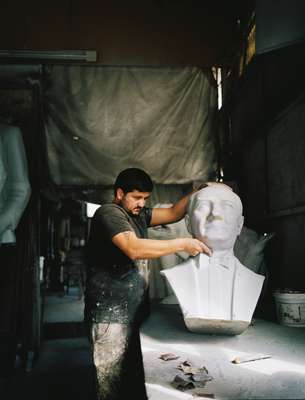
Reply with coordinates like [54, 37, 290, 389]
[186, 183, 244, 251]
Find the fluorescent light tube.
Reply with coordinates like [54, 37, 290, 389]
[0, 50, 97, 62]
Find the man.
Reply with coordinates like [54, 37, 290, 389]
[84, 168, 211, 400]
[162, 183, 265, 335]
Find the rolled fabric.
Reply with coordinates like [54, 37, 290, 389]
[0, 123, 31, 244]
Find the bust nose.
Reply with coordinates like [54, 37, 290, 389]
[207, 202, 222, 221]
[212, 202, 222, 215]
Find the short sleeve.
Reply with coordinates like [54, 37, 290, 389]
[95, 204, 133, 239]
[143, 207, 153, 226]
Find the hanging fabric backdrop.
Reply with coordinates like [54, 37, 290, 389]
[44, 66, 217, 186]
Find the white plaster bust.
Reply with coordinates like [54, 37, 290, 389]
[161, 183, 265, 335]
[186, 183, 243, 252]
[0, 123, 31, 244]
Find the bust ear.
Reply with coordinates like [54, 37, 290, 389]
[237, 215, 244, 236]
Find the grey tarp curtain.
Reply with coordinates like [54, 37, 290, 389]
[44, 66, 217, 186]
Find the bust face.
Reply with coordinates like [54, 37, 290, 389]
[187, 184, 244, 251]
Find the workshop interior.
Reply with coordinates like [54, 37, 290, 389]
[1, 0, 305, 399]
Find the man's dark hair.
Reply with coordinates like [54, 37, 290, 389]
[114, 168, 153, 195]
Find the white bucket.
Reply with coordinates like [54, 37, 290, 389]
[273, 291, 305, 327]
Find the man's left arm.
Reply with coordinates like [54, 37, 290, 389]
[150, 184, 208, 227]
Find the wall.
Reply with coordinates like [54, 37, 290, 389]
[227, 42, 305, 318]
[0, 0, 249, 66]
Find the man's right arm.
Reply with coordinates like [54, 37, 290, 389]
[112, 231, 212, 260]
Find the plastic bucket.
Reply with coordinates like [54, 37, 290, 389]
[273, 291, 305, 327]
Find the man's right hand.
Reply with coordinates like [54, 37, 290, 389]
[112, 231, 212, 260]
[182, 238, 212, 257]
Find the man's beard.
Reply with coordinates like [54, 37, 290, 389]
[132, 206, 142, 215]
[120, 203, 142, 215]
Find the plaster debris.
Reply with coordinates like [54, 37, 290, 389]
[178, 361, 208, 376]
[171, 360, 213, 392]
[179, 360, 192, 366]
[172, 374, 196, 391]
[159, 352, 180, 361]
[231, 354, 271, 364]
[191, 390, 215, 398]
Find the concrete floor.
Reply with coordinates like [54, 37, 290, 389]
[43, 289, 85, 323]
[1, 289, 95, 400]
[2, 290, 305, 400]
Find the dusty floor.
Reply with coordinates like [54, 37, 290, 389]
[142, 305, 305, 399]
[2, 290, 305, 400]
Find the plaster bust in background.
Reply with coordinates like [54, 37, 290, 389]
[0, 122, 31, 245]
[161, 183, 265, 335]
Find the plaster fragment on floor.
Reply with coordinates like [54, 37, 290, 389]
[160, 352, 180, 361]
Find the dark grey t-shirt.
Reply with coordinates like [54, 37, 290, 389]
[85, 203, 152, 271]
[84, 203, 153, 323]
